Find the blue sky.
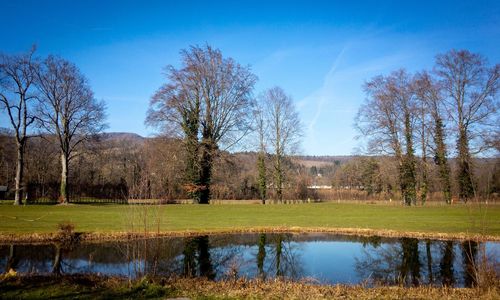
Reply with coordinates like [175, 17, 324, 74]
[1, 0, 499, 155]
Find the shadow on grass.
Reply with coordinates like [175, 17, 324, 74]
[0, 275, 175, 299]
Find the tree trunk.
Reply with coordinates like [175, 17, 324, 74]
[421, 157, 428, 206]
[420, 110, 428, 205]
[185, 130, 200, 202]
[457, 128, 475, 202]
[198, 141, 213, 204]
[433, 117, 452, 204]
[60, 152, 69, 204]
[257, 153, 267, 204]
[13, 145, 24, 205]
[275, 155, 283, 203]
[402, 112, 416, 206]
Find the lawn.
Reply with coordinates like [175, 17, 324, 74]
[0, 202, 499, 237]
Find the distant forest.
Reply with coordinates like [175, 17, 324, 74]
[0, 132, 498, 203]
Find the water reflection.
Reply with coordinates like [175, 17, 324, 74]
[5, 245, 18, 272]
[425, 239, 433, 284]
[461, 241, 478, 287]
[52, 244, 62, 274]
[439, 241, 454, 286]
[182, 236, 215, 279]
[401, 238, 421, 286]
[256, 234, 303, 280]
[0, 234, 497, 287]
[257, 233, 266, 278]
[354, 237, 496, 287]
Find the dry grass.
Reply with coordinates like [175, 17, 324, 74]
[1, 274, 498, 300]
[170, 277, 500, 300]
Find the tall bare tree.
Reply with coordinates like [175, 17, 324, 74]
[147, 51, 202, 200]
[414, 72, 452, 204]
[261, 87, 302, 203]
[0, 47, 39, 205]
[413, 74, 431, 205]
[36, 56, 106, 204]
[356, 70, 417, 205]
[255, 106, 267, 204]
[435, 50, 500, 202]
[147, 45, 257, 204]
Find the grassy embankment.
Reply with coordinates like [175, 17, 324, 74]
[0, 202, 499, 241]
[0, 275, 499, 300]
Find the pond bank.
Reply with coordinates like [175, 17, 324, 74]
[0, 227, 499, 244]
[1, 274, 498, 299]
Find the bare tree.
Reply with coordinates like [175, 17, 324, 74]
[36, 56, 106, 204]
[255, 106, 267, 204]
[413, 74, 431, 205]
[356, 70, 417, 205]
[0, 47, 39, 205]
[435, 50, 500, 202]
[414, 72, 452, 204]
[261, 87, 302, 203]
[147, 45, 257, 204]
[147, 50, 202, 200]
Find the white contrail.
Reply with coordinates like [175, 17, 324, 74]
[307, 45, 348, 134]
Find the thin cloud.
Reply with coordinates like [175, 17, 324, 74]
[306, 45, 348, 134]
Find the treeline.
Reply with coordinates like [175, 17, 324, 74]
[316, 156, 499, 202]
[0, 47, 105, 204]
[0, 45, 306, 204]
[1, 46, 498, 205]
[0, 131, 498, 203]
[0, 133, 317, 202]
[355, 50, 499, 205]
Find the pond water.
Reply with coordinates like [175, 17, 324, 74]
[1, 233, 498, 287]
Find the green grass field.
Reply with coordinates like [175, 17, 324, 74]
[0, 202, 499, 237]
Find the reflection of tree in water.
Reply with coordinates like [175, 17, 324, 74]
[256, 234, 303, 280]
[52, 244, 62, 275]
[3, 234, 489, 286]
[5, 245, 18, 272]
[0, 244, 57, 274]
[119, 238, 157, 278]
[115, 238, 185, 279]
[355, 238, 422, 286]
[356, 238, 484, 287]
[257, 233, 266, 278]
[51, 238, 81, 276]
[112, 235, 242, 280]
[439, 241, 454, 286]
[182, 236, 215, 279]
[461, 240, 478, 287]
[399, 238, 421, 286]
[425, 239, 434, 285]
[355, 240, 402, 285]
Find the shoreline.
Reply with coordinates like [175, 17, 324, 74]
[1, 226, 498, 244]
[1, 274, 498, 300]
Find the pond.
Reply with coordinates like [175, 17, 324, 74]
[1, 233, 498, 287]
